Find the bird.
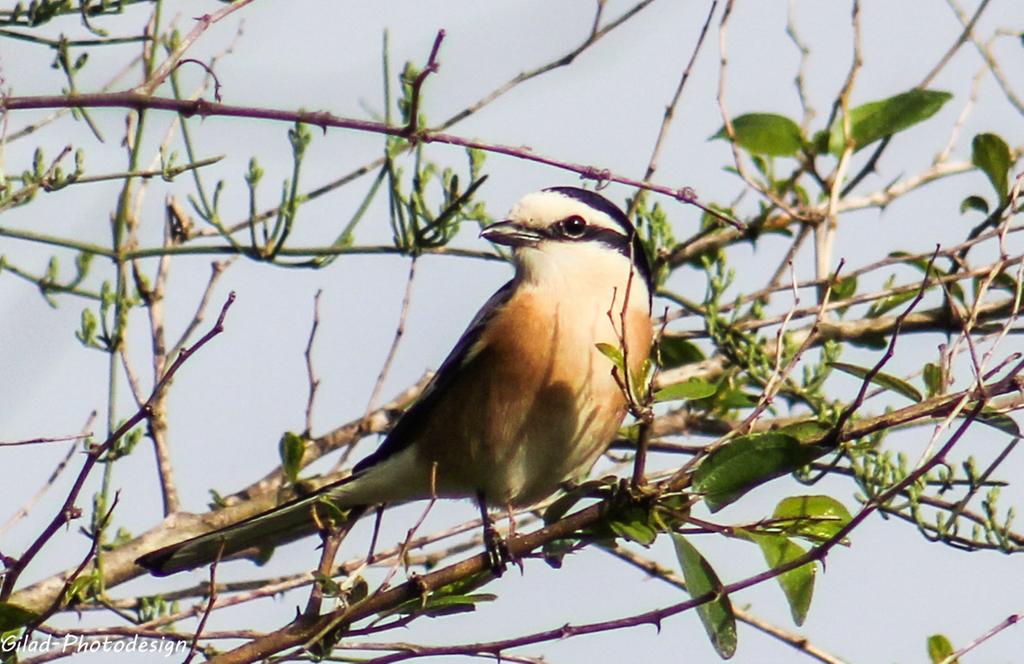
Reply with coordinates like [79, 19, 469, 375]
[137, 186, 654, 576]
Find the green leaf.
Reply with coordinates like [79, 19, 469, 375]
[888, 251, 966, 304]
[385, 572, 495, 617]
[671, 535, 737, 658]
[810, 129, 830, 154]
[866, 287, 917, 319]
[607, 505, 659, 546]
[657, 336, 705, 368]
[278, 431, 307, 483]
[927, 633, 957, 663]
[959, 194, 990, 215]
[312, 571, 342, 597]
[630, 357, 653, 404]
[971, 132, 1012, 204]
[738, 530, 815, 626]
[923, 362, 943, 398]
[393, 592, 497, 617]
[655, 377, 717, 402]
[776, 420, 831, 444]
[543, 479, 610, 525]
[831, 274, 857, 301]
[772, 495, 853, 543]
[542, 537, 576, 568]
[346, 576, 369, 604]
[312, 494, 354, 529]
[829, 361, 922, 403]
[715, 387, 757, 409]
[827, 89, 952, 155]
[0, 602, 38, 631]
[990, 269, 1020, 293]
[595, 342, 624, 370]
[712, 113, 804, 157]
[974, 408, 1021, 438]
[63, 575, 96, 606]
[692, 433, 829, 511]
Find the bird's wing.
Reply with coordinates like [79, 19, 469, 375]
[352, 279, 515, 474]
[136, 280, 516, 576]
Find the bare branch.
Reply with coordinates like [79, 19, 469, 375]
[304, 289, 324, 436]
[0, 293, 236, 600]
[940, 613, 1023, 664]
[136, 0, 257, 95]
[403, 30, 445, 136]
[0, 413, 96, 536]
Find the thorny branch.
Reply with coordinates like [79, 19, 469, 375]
[0, 89, 743, 229]
[136, 0, 256, 95]
[209, 368, 1024, 662]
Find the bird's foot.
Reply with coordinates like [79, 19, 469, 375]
[482, 519, 511, 576]
[477, 492, 523, 575]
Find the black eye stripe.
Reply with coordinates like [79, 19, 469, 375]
[540, 222, 633, 260]
[583, 226, 628, 247]
[540, 221, 625, 243]
[590, 229, 638, 263]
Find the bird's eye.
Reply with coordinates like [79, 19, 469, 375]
[561, 215, 588, 238]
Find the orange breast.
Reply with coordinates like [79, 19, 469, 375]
[412, 288, 652, 506]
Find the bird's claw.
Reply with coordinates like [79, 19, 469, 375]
[482, 521, 523, 575]
[483, 521, 508, 575]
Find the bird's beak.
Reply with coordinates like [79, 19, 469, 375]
[480, 221, 543, 248]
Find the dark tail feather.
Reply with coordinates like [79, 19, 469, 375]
[136, 494, 366, 576]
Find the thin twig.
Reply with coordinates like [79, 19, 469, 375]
[604, 546, 847, 664]
[818, 0, 861, 302]
[183, 545, 224, 664]
[189, 364, 1024, 663]
[827, 249, 939, 446]
[0, 293, 235, 600]
[944, 0, 1023, 115]
[627, 0, 717, 216]
[0, 92, 743, 229]
[715, 0, 809, 226]
[939, 613, 1022, 664]
[785, 0, 814, 127]
[304, 289, 323, 436]
[365, 257, 418, 414]
[303, 525, 345, 619]
[922, 0, 991, 86]
[665, 251, 1024, 334]
[209, 0, 656, 239]
[170, 260, 233, 358]
[0, 432, 91, 447]
[137, 0, 256, 95]
[25, 492, 121, 634]
[403, 30, 445, 136]
[0, 413, 96, 536]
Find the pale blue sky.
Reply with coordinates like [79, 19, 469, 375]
[2, 1, 1023, 662]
